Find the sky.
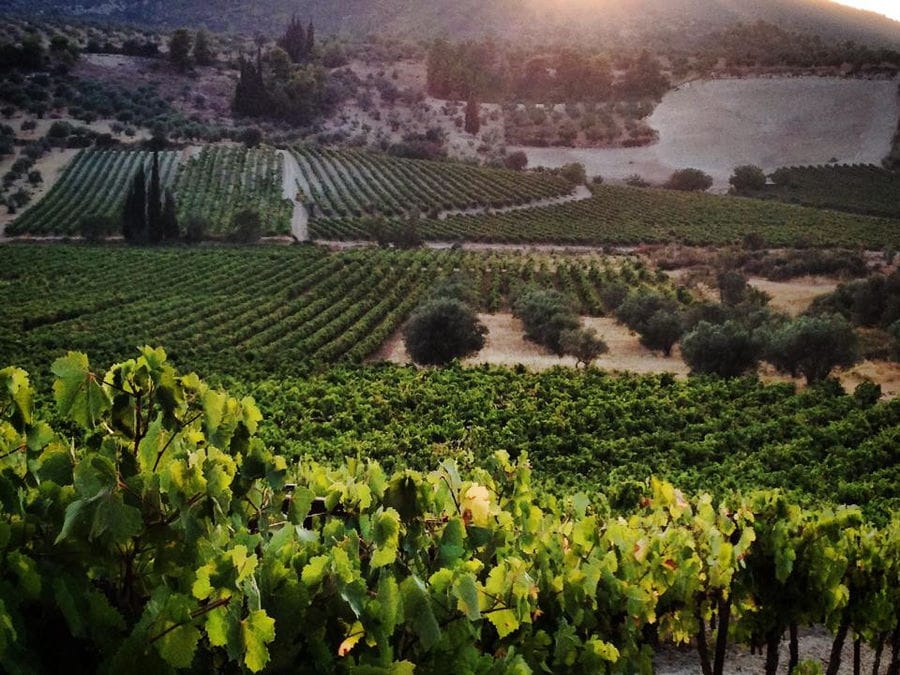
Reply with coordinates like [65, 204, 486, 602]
[831, 0, 900, 22]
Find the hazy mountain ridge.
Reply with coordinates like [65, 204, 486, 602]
[4, 0, 900, 46]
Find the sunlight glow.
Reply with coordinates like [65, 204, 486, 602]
[830, 0, 900, 22]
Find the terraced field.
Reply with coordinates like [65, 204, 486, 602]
[0, 245, 672, 380]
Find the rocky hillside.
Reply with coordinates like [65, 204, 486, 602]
[9, 0, 900, 46]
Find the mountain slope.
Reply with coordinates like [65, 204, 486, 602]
[7, 0, 900, 46]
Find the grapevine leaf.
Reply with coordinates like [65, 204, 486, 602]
[55, 498, 87, 544]
[371, 508, 401, 568]
[241, 610, 276, 673]
[337, 621, 364, 657]
[439, 517, 465, 565]
[377, 573, 401, 634]
[485, 608, 519, 639]
[399, 575, 440, 651]
[453, 572, 481, 621]
[0, 367, 33, 430]
[156, 622, 200, 669]
[90, 493, 142, 543]
[51, 352, 110, 429]
[301, 555, 330, 587]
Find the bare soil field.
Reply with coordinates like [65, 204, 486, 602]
[748, 276, 839, 315]
[513, 77, 900, 189]
[373, 313, 690, 375]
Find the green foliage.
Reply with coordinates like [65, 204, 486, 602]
[765, 314, 860, 384]
[559, 327, 608, 367]
[809, 271, 900, 329]
[639, 309, 683, 356]
[729, 164, 767, 193]
[402, 298, 487, 365]
[229, 208, 263, 244]
[168, 28, 193, 70]
[665, 168, 713, 192]
[1, 356, 898, 672]
[681, 320, 764, 377]
[718, 270, 749, 306]
[512, 286, 580, 355]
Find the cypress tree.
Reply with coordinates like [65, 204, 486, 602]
[122, 165, 147, 244]
[465, 98, 480, 135]
[305, 21, 315, 58]
[278, 15, 306, 63]
[147, 152, 162, 244]
[162, 190, 179, 241]
[233, 56, 268, 117]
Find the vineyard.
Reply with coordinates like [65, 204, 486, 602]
[1, 351, 898, 673]
[290, 146, 573, 227]
[6, 149, 180, 236]
[309, 184, 900, 249]
[7, 146, 293, 238]
[759, 164, 900, 219]
[175, 146, 292, 236]
[0, 245, 674, 380]
[244, 364, 900, 522]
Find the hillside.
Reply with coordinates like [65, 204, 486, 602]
[12, 0, 900, 46]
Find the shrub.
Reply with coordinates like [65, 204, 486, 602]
[184, 215, 209, 244]
[765, 314, 859, 384]
[558, 162, 586, 186]
[729, 165, 767, 193]
[624, 174, 650, 188]
[239, 126, 263, 148]
[504, 150, 528, 171]
[403, 298, 487, 365]
[79, 213, 118, 242]
[228, 209, 262, 243]
[616, 290, 679, 333]
[639, 309, 683, 356]
[560, 327, 608, 367]
[513, 287, 580, 356]
[665, 168, 713, 192]
[717, 270, 748, 306]
[681, 320, 763, 377]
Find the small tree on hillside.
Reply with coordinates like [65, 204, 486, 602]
[560, 327, 608, 368]
[161, 190, 179, 241]
[504, 151, 528, 171]
[403, 298, 487, 365]
[169, 29, 193, 71]
[765, 314, 859, 384]
[718, 270, 749, 307]
[729, 165, 767, 193]
[665, 168, 713, 192]
[681, 320, 763, 377]
[638, 309, 683, 356]
[229, 208, 263, 243]
[122, 165, 147, 244]
[465, 98, 480, 135]
[193, 29, 214, 66]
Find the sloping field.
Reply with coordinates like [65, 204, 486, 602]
[515, 77, 900, 188]
[315, 185, 900, 249]
[6, 146, 294, 237]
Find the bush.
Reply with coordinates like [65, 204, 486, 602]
[558, 162, 587, 186]
[239, 127, 263, 148]
[639, 309, 683, 356]
[665, 168, 713, 192]
[624, 174, 650, 188]
[228, 209, 262, 243]
[616, 290, 679, 333]
[403, 298, 487, 365]
[765, 314, 859, 384]
[559, 327, 608, 367]
[504, 150, 528, 171]
[681, 320, 763, 377]
[79, 213, 118, 242]
[717, 270, 748, 306]
[184, 215, 209, 244]
[512, 287, 580, 356]
[729, 165, 767, 193]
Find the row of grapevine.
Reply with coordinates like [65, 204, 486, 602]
[2, 356, 898, 672]
[761, 163, 900, 219]
[291, 145, 572, 220]
[310, 184, 900, 249]
[173, 145, 292, 236]
[7, 149, 180, 236]
[0, 246, 675, 381]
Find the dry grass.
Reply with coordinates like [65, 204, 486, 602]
[748, 276, 838, 316]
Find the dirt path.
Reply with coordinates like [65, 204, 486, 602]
[277, 149, 310, 242]
[316, 240, 639, 254]
[437, 184, 592, 219]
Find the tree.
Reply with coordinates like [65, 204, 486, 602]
[147, 152, 162, 244]
[465, 98, 480, 135]
[504, 151, 528, 171]
[169, 29, 193, 70]
[560, 327, 608, 367]
[122, 165, 147, 243]
[730, 165, 767, 193]
[639, 309, 683, 356]
[229, 208, 263, 243]
[765, 314, 859, 384]
[193, 29, 214, 66]
[718, 270, 749, 306]
[161, 190, 179, 241]
[558, 162, 587, 186]
[512, 287, 580, 355]
[278, 15, 307, 63]
[403, 298, 487, 365]
[665, 168, 713, 192]
[681, 320, 763, 377]
[233, 57, 269, 117]
[79, 214, 116, 243]
[239, 126, 264, 148]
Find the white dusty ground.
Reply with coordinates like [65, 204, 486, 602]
[277, 149, 310, 241]
[438, 184, 592, 219]
[513, 77, 900, 189]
